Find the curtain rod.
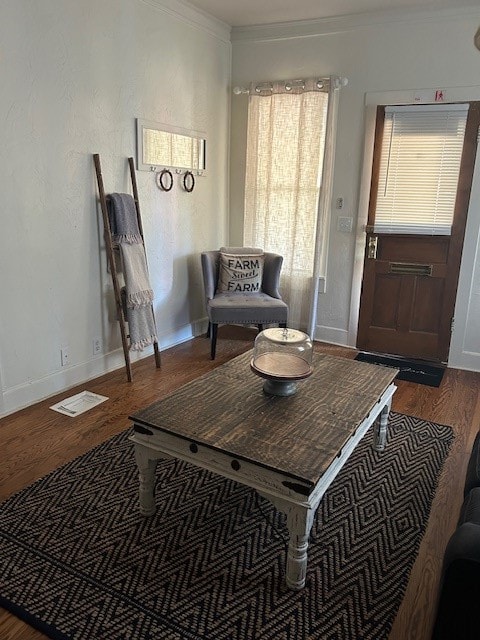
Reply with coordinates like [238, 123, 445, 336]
[233, 76, 348, 95]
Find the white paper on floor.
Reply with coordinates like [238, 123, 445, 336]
[50, 391, 109, 416]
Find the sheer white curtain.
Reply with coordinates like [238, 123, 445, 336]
[243, 78, 330, 330]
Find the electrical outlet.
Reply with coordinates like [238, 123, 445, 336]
[335, 197, 344, 210]
[61, 346, 69, 367]
[93, 337, 103, 355]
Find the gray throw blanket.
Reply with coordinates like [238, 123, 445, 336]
[107, 193, 142, 244]
[126, 303, 158, 352]
[108, 192, 157, 352]
[120, 243, 154, 309]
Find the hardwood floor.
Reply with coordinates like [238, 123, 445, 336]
[1, 326, 479, 639]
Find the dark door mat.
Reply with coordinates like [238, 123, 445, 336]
[355, 352, 445, 387]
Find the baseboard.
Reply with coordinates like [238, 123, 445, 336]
[313, 325, 349, 347]
[0, 322, 200, 419]
[447, 350, 480, 373]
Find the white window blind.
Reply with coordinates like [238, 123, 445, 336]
[374, 103, 469, 235]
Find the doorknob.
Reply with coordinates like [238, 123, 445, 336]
[367, 236, 378, 259]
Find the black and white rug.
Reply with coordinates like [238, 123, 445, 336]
[0, 412, 453, 640]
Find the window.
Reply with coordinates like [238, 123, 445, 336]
[243, 78, 330, 329]
[374, 104, 469, 235]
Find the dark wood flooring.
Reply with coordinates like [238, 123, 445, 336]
[1, 325, 479, 639]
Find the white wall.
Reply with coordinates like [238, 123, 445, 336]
[0, 0, 231, 416]
[230, 6, 480, 367]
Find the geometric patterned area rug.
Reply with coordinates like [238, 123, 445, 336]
[0, 413, 454, 640]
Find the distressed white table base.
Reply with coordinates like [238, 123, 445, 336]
[134, 444, 165, 516]
[373, 394, 393, 452]
[130, 383, 396, 590]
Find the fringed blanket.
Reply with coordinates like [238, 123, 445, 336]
[108, 192, 157, 352]
[107, 193, 142, 244]
[126, 304, 158, 351]
[119, 243, 154, 309]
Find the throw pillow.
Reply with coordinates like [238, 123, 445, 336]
[217, 252, 264, 293]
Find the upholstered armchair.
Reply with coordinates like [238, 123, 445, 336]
[201, 247, 288, 359]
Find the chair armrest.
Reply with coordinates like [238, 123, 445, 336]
[201, 251, 219, 300]
[464, 431, 480, 497]
[443, 522, 480, 568]
[432, 523, 480, 639]
[262, 253, 283, 299]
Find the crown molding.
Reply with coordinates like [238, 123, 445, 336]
[231, 4, 480, 43]
[140, 0, 231, 43]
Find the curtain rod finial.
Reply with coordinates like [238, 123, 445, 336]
[233, 86, 249, 95]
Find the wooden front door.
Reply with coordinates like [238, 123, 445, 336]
[357, 103, 480, 362]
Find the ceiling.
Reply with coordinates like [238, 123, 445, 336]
[185, 0, 479, 27]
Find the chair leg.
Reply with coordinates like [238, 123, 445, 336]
[206, 321, 211, 338]
[279, 322, 287, 329]
[210, 323, 218, 360]
[257, 324, 264, 333]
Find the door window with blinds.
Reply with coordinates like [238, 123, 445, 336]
[374, 103, 469, 235]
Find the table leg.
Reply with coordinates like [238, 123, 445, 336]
[134, 443, 158, 516]
[373, 396, 393, 452]
[284, 505, 316, 589]
[260, 492, 316, 590]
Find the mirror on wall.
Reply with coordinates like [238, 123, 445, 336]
[136, 119, 207, 174]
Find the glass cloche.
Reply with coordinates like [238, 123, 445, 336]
[250, 328, 313, 396]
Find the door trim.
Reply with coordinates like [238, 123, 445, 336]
[348, 85, 480, 367]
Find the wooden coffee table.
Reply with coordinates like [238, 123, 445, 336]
[129, 351, 397, 589]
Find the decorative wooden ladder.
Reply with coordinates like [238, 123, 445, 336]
[93, 154, 161, 382]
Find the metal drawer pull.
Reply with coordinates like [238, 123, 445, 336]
[389, 262, 432, 276]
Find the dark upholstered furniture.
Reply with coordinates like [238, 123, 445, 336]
[432, 431, 480, 639]
[201, 247, 288, 359]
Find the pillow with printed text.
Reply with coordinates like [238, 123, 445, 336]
[217, 252, 264, 293]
